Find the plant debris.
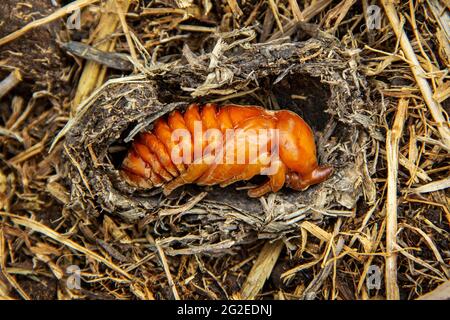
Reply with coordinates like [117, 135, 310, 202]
[0, 0, 449, 300]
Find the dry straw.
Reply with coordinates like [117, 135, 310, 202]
[0, 0, 448, 300]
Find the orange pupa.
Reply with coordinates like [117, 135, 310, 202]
[120, 103, 333, 198]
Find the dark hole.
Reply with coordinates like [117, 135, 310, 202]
[151, 71, 332, 133]
[108, 121, 138, 169]
[271, 73, 332, 132]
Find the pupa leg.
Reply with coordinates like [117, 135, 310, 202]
[286, 165, 333, 191]
[219, 152, 271, 187]
[247, 159, 286, 198]
[163, 154, 215, 195]
[247, 180, 271, 198]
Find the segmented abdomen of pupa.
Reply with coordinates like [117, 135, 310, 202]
[121, 103, 259, 187]
[120, 103, 333, 198]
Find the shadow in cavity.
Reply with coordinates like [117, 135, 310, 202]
[271, 73, 331, 132]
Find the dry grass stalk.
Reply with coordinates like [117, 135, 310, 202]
[268, 0, 284, 34]
[155, 241, 180, 300]
[267, 0, 332, 41]
[239, 240, 283, 299]
[0, 228, 31, 300]
[0, 0, 99, 47]
[72, 0, 132, 114]
[0, 212, 133, 280]
[0, 0, 448, 301]
[115, 0, 138, 64]
[302, 237, 345, 300]
[410, 177, 450, 194]
[300, 221, 360, 261]
[381, 0, 450, 149]
[226, 0, 243, 18]
[288, 0, 304, 21]
[385, 98, 408, 300]
[61, 41, 134, 71]
[0, 70, 22, 100]
[417, 280, 450, 300]
[8, 141, 45, 165]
